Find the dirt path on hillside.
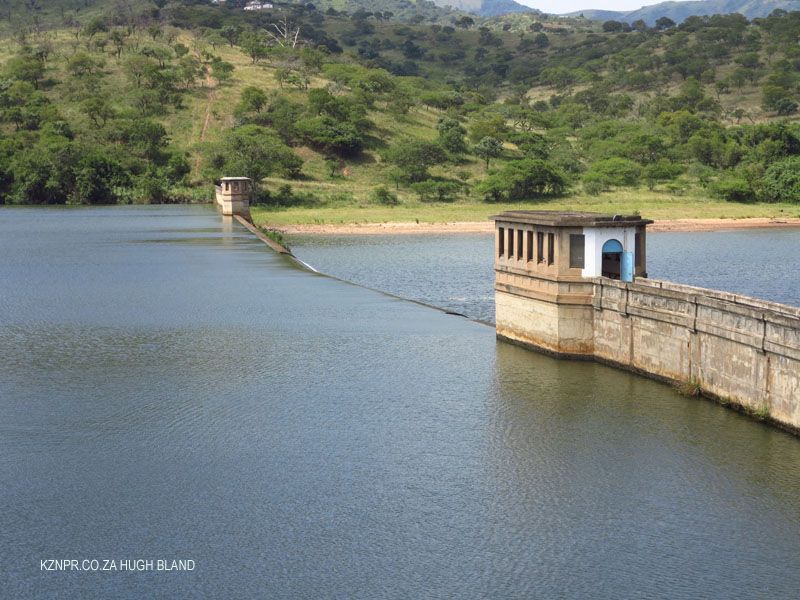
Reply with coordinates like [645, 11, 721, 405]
[194, 71, 216, 173]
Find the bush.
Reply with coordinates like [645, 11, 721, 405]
[410, 180, 461, 202]
[205, 125, 302, 184]
[371, 185, 399, 205]
[383, 141, 448, 183]
[295, 116, 364, 157]
[256, 184, 319, 207]
[643, 159, 684, 189]
[583, 157, 641, 188]
[775, 98, 799, 116]
[710, 175, 754, 202]
[760, 157, 800, 203]
[476, 158, 567, 202]
[134, 173, 171, 204]
[582, 177, 606, 196]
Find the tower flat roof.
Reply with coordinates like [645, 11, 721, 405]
[492, 210, 653, 228]
[219, 176, 252, 181]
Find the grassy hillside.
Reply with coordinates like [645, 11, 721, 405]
[1, 1, 799, 223]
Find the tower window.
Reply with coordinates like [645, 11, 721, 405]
[537, 232, 544, 263]
[526, 231, 533, 261]
[570, 234, 585, 269]
[498, 227, 504, 257]
[547, 233, 555, 265]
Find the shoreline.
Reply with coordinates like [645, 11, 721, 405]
[271, 217, 800, 236]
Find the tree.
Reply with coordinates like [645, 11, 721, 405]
[295, 116, 364, 157]
[583, 157, 641, 188]
[775, 98, 799, 116]
[83, 17, 107, 40]
[147, 25, 162, 41]
[274, 68, 290, 88]
[207, 125, 302, 188]
[109, 29, 127, 59]
[383, 141, 447, 183]
[643, 159, 683, 189]
[221, 25, 240, 47]
[238, 31, 268, 63]
[532, 33, 549, 48]
[437, 117, 467, 155]
[474, 136, 502, 168]
[456, 16, 474, 29]
[177, 56, 202, 89]
[82, 97, 114, 128]
[236, 87, 268, 115]
[655, 17, 675, 31]
[71, 149, 128, 204]
[124, 55, 156, 88]
[371, 185, 399, 205]
[477, 158, 566, 201]
[410, 180, 460, 202]
[3, 54, 45, 89]
[710, 174, 754, 202]
[211, 59, 234, 84]
[67, 52, 104, 77]
[469, 115, 508, 143]
[603, 20, 625, 33]
[761, 157, 800, 202]
[265, 18, 303, 48]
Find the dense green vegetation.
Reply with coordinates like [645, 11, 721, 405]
[1, 1, 799, 215]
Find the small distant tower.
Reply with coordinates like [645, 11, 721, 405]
[215, 177, 252, 218]
[492, 211, 652, 357]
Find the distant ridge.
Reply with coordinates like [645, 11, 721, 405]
[435, 0, 537, 16]
[566, 0, 800, 25]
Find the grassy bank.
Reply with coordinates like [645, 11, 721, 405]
[251, 189, 800, 228]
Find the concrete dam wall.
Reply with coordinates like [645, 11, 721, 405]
[592, 278, 800, 428]
[497, 278, 800, 432]
[493, 211, 800, 433]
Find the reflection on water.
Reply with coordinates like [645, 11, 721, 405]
[289, 227, 800, 322]
[2, 206, 800, 598]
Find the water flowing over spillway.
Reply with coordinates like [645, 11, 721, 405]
[2, 206, 800, 598]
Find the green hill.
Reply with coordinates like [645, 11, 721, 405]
[0, 1, 799, 218]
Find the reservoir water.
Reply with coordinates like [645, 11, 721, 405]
[2, 206, 800, 599]
[289, 228, 800, 323]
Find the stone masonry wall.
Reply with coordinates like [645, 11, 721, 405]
[592, 278, 800, 430]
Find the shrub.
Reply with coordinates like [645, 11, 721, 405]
[582, 177, 606, 196]
[710, 175, 754, 202]
[583, 157, 641, 188]
[371, 185, 399, 205]
[476, 158, 567, 202]
[760, 157, 800, 203]
[410, 180, 460, 202]
[260, 228, 289, 250]
[383, 141, 448, 183]
[643, 159, 684, 189]
[295, 116, 364, 157]
[775, 98, 799, 116]
[256, 184, 319, 207]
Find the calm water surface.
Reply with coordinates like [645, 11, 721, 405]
[289, 228, 800, 323]
[2, 206, 800, 599]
